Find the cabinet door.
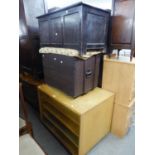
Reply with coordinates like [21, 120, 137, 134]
[49, 17, 63, 46]
[39, 20, 49, 44]
[63, 12, 81, 50]
[86, 13, 106, 44]
[111, 0, 135, 44]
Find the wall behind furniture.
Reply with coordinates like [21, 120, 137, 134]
[46, 0, 113, 10]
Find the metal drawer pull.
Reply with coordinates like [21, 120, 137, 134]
[60, 60, 63, 64]
[85, 70, 92, 78]
[55, 33, 58, 36]
[53, 58, 57, 60]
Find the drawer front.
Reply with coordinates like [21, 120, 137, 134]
[42, 53, 76, 68]
[40, 92, 80, 125]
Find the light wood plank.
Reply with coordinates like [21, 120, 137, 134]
[111, 99, 135, 137]
[102, 57, 135, 106]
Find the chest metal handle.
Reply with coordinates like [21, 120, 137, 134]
[85, 70, 92, 78]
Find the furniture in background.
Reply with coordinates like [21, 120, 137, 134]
[19, 84, 47, 155]
[108, 0, 135, 60]
[37, 2, 110, 55]
[38, 84, 114, 155]
[102, 56, 135, 137]
[19, 83, 33, 136]
[20, 74, 43, 111]
[19, 0, 47, 79]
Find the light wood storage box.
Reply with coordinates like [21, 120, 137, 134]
[102, 57, 135, 137]
[111, 99, 135, 137]
[102, 57, 135, 106]
[38, 84, 114, 155]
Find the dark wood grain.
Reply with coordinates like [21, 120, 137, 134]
[37, 2, 110, 55]
[111, 0, 135, 44]
[108, 0, 135, 60]
[42, 53, 102, 97]
[19, 0, 47, 79]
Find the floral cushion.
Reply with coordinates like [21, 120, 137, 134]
[39, 47, 102, 60]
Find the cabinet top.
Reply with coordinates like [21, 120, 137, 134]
[37, 2, 111, 19]
[38, 84, 114, 115]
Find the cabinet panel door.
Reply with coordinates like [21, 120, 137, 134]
[86, 13, 106, 44]
[111, 0, 135, 44]
[49, 17, 63, 45]
[63, 13, 81, 47]
[39, 20, 49, 44]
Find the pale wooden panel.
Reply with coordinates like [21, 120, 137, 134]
[111, 99, 135, 137]
[79, 95, 114, 155]
[72, 88, 114, 114]
[38, 84, 114, 115]
[38, 84, 114, 155]
[102, 57, 135, 106]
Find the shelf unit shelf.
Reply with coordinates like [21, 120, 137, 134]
[38, 84, 114, 155]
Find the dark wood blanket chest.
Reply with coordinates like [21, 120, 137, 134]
[37, 2, 110, 55]
[42, 54, 102, 97]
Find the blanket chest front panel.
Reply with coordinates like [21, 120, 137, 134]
[37, 2, 110, 55]
[38, 84, 114, 155]
[42, 53, 102, 97]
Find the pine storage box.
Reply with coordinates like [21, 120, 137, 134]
[38, 84, 114, 155]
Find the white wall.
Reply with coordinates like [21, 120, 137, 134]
[46, 0, 112, 10]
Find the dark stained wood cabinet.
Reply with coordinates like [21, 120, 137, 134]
[19, 36, 43, 78]
[109, 0, 135, 58]
[19, 0, 47, 79]
[37, 2, 110, 55]
[42, 53, 102, 97]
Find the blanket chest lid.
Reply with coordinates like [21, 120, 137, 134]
[37, 2, 111, 19]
